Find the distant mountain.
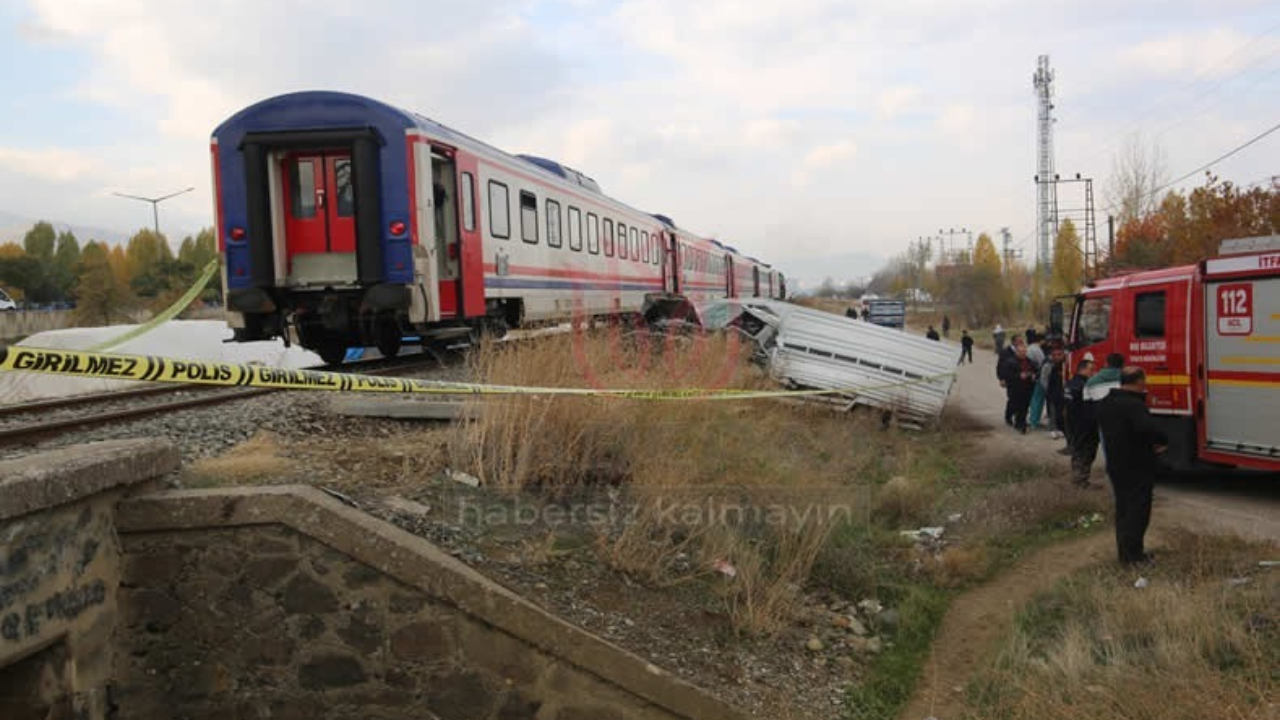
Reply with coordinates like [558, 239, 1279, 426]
[0, 210, 131, 246]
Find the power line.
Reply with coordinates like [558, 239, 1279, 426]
[1120, 120, 1280, 209]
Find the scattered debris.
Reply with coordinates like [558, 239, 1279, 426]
[1134, 577, 1149, 589]
[319, 486, 360, 508]
[900, 526, 945, 541]
[1074, 512, 1104, 529]
[947, 513, 963, 523]
[1258, 560, 1279, 568]
[847, 618, 869, 637]
[382, 495, 432, 517]
[1227, 576, 1252, 588]
[712, 559, 738, 579]
[806, 637, 825, 652]
[445, 468, 481, 487]
[858, 599, 884, 616]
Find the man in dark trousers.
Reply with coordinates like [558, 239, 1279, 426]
[996, 337, 1017, 425]
[1097, 367, 1169, 565]
[1064, 357, 1099, 485]
[959, 329, 974, 364]
[942, 315, 951, 338]
[998, 336, 1036, 432]
[926, 325, 940, 341]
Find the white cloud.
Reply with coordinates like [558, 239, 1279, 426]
[876, 87, 922, 120]
[0, 147, 100, 183]
[1123, 28, 1280, 78]
[5, 0, 1280, 281]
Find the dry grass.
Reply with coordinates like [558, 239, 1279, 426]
[926, 545, 994, 588]
[873, 475, 939, 527]
[449, 329, 899, 635]
[964, 530, 1280, 720]
[186, 431, 299, 484]
[957, 471, 1112, 540]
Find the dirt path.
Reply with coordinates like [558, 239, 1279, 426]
[896, 346, 1280, 720]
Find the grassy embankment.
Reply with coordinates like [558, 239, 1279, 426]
[964, 530, 1278, 720]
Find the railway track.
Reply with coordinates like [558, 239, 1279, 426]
[0, 349, 452, 448]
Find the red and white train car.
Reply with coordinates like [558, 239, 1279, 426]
[212, 91, 784, 363]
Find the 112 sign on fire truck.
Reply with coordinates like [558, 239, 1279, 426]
[1055, 235, 1280, 472]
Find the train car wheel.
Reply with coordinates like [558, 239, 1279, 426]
[375, 315, 402, 358]
[318, 342, 347, 366]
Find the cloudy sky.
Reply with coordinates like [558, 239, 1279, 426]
[1, 0, 1277, 289]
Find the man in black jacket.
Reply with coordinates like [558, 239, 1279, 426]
[1096, 367, 1169, 565]
[998, 337, 1036, 433]
[1064, 358, 1098, 485]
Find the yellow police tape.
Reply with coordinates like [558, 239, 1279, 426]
[0, 345, 954, 401]
[88, 259, 220, 352]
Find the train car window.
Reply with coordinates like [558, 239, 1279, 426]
[291, 160, 317, 219]
[1135, 292, 1166, 338]
[520, 191, 538, 244]
[461, 172, 476, 232]
[334, 159, 354, 217]
[618, 223, 629, 258]
[587, 213, 600, 254]
[487, 181, 510, 239]
[568, 207, 583, 251]
[546, 198, 562, 248]
[630, 228, 639, 261]
[1078, 296, 1112, 345]
[641, 231, 650, 264]
[604, 219, 615, 256]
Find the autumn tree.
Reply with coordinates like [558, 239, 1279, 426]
[1051, 219, 1084, 298]
[75, 241, 131, 326]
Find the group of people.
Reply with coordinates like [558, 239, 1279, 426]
[923, 317, 977, 365]
[994, 326, 1170, 566]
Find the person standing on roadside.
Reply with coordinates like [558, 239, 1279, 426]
[942, 315, 951, 339]
[1064, 358, 1100, 486]
[1025, 330, 1047, 429]
[959, 329, 974, 364]
[1097, 367, 1169, 565]
[999, 336, 1036, 433]
[1085, 352, 1125, 402]
[993, 324, 1006, 355]
[1042, 344, 1068, 440]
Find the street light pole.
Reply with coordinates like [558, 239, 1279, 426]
[113, 187, 195, 239]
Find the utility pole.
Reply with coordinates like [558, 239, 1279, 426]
[113, 187, 195, 240]
[1107, 215, 1115, 271]
[1033, 55, 1057, 278]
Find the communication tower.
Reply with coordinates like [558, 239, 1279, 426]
[1033, 55, 1058, 277]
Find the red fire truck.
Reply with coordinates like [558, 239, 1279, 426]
[1054, 235, 1280, 472]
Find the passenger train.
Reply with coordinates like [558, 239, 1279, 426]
[211, 91, 786, 364]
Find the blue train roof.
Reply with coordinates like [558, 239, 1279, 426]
[651, 213, 675, 226]
[517, 155, 602, 194]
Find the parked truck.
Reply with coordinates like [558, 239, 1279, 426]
[1052, 234, 1280, 471]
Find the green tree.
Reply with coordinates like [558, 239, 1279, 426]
[125, 229, 178, 297]
[1051, 219, 1083, 298]
[22, 221, 55, 265]
[53, 230, 81, 300]
[75, 241, 131, 326]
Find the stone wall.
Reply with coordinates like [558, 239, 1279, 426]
[0, 440, 179, 720]
[115, 487, 743, 720]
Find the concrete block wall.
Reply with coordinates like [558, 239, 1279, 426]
[0, 440, 179, 719]
[114, 487, 744, 720]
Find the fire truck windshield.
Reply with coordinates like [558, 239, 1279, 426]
[1077, 296, 1112, 345]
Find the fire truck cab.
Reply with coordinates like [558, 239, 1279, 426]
[1057, 235, 1280, 472]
